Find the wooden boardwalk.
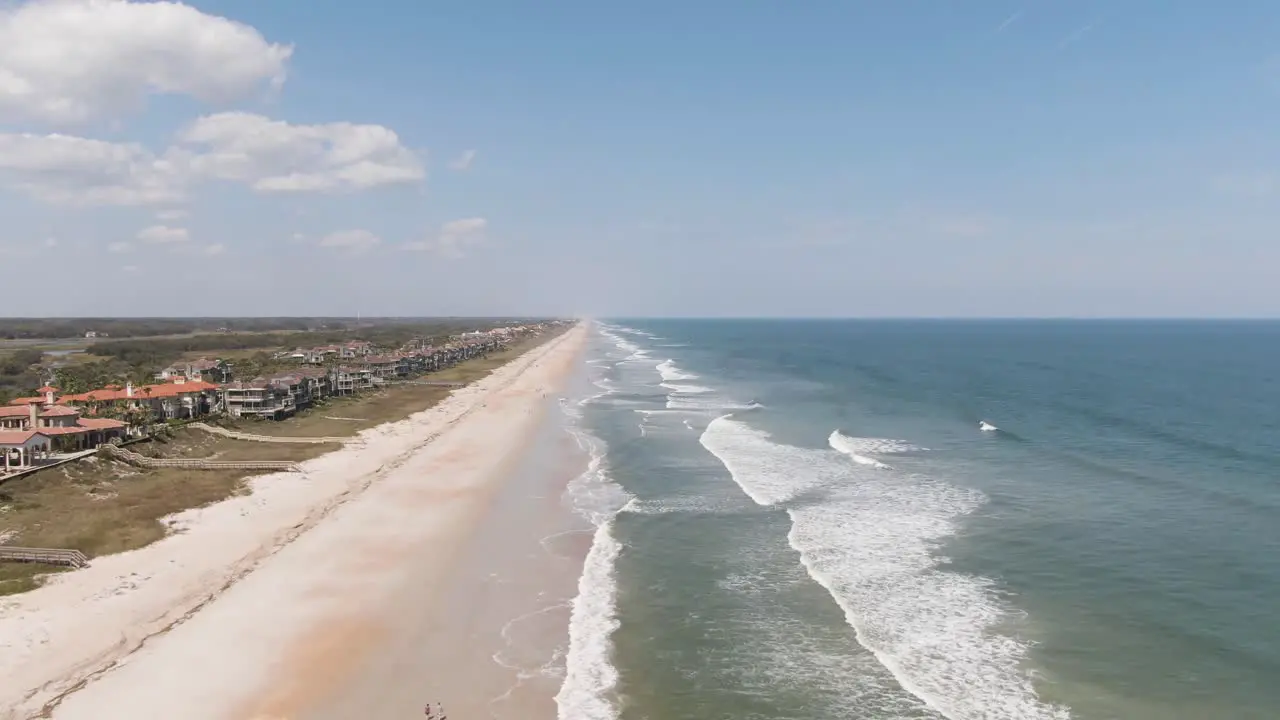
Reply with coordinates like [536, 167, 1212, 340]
[188, 422, 351, 445]
[0, 546, 89, 568]
[97, 443, 302, 472]
[0, 449, 99, 487]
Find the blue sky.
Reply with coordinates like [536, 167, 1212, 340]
[0, 0, 1277, 317]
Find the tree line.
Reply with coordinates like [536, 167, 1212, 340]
[0, 317, 533, 341]
[0, 319, 519, 404]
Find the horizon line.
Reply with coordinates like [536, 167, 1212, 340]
[599, 316, 1280, 322]
[2, 315, 1280, 322]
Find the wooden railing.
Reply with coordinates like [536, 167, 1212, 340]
[187, 422, 350, 445]
[0, 546, 89, 568]
[97, 443, 302, 472]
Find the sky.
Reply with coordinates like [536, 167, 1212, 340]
[0, 0, 1278, 318]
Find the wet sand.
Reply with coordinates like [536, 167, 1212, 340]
[304, 399, 592, 720]
[29, 326, 589, 720]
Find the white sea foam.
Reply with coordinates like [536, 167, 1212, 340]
[608, 325, 656, 340]
[656, 359, 698, 382]
[827, 431, 925, 470]
[564, 433, 630, 526]
[700, 416, 844, 505]
[660, 382, 714, 394]
[556, 518, 623, 720]
[700, 416, 1070, 720]
[625, 496, 739, 516]
[668, 395, 762, 411]
[597, 325, 655, 362]
[556, 375, 630, 720]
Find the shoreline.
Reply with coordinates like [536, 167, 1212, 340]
[0, 324, 588, 719]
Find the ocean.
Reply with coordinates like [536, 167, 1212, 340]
[553, 320, 1280, 720]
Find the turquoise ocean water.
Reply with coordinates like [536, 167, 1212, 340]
[554, 320, 1280, 720]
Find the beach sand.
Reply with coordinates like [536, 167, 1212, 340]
[0, 324, 588, 720]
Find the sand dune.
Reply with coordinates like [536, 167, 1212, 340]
[0, 324, 587, 720]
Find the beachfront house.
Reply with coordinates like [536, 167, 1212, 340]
[339, 341, 375, 359]
[270, 373, 313, 412]
[298, 346, 341, 365]
[60, 379, 221, 423]
[292, 367, 334, 402]
[0, 430, 53, 473]
[363, 355, 401, 383]
[334, 366, 374, 395]
[0, 387, 128, 451]
[220, 379, 295, 419]
[155, 358, 228, 384]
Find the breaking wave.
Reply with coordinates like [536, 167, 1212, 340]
[699, 416, 1070, 720]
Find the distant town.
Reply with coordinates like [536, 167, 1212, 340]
[1, 321, 565, 475]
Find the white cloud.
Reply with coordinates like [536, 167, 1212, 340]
[202, 243, 226, 256]
[0, 132, 187, 205]
[181, 112, 424, 192]
[319, 229, 380, 253]
[403, 217, 488, 258]
[121, 264, 139, 273]
[0, 0, 292, 126]
[43, 236, 57, 247]
[137, 224, 189, 244]
[0, 111, 424, 205]
[449, 149, 476, 171]
[107, 241, 132, 253]
[442, 217, 487, 236]
[0, 5, 420, 210]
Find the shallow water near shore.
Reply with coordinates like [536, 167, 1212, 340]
[556, 320, 1280, 720]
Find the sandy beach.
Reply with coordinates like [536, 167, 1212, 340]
[0, 323, 588, 720]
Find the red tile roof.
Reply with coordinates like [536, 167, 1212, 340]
[38, 427, 89, 436]
[7, 397, 44, 406]
[60, 380, 220, 403]
[38, 418, 127, 435]
[0, 404, 81, 420]
[0, 430, 45, 445]
[36, 385, 58, 394]
[77, 417, 127, 430]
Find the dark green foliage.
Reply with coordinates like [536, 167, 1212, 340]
[0, 348, 46, 403]
[0, 318, 551, 403]
[51, 360, 141, 394]
[0, 317, 545, 341]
